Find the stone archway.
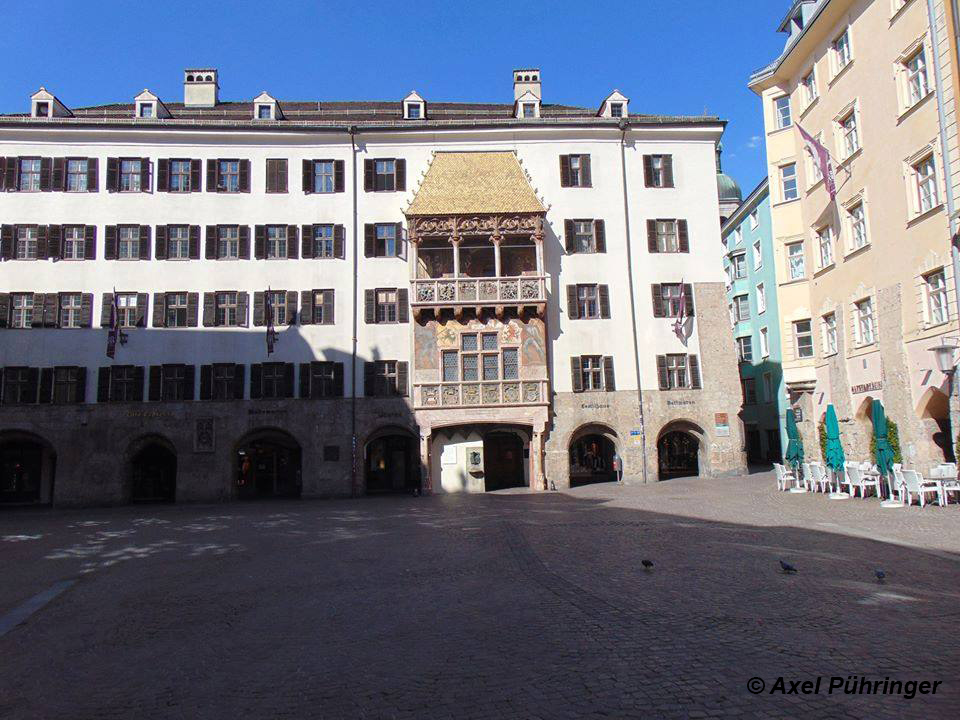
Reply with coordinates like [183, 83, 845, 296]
[128, 436, 177, 503]
[0, 430, 56, 505]
[365, 427, 419, 494]
[568, 423, 620, 487]
[916, 387, 954, 462]
[657, 420, 704, 480]
[235, 428, 302, 499]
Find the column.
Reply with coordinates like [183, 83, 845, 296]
[531, 430, 546, 491]
[452, 238, 460, 279]
[492, 234, 502, 278]
[420, 432, 432, 494]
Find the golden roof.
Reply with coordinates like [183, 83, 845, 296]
[405, 151, 546, 216]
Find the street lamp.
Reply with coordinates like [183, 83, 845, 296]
[930, 337, 960, 464]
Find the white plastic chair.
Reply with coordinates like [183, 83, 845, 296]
[802, 463, 813, 491]
[937, 469, 959, 506]
[808, 463, 830, 493]
[859, 469, 882, 499]
[774, 463, 795, 491]
[891, 465, 907, 503]
[901, 470, 943, 508]
[841, 465, 865, 497]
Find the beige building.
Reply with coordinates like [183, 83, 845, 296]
[750, 0, 960, 467]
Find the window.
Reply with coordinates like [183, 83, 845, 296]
[265, 159, 287, 193]
[742, 378, 757, 405]
[167, 226, 190, 259]
[216, 292, 238, 327]
[66, 159, 88, 192]
[753, 240, 762, 269]
[759, 327, 770, 357]
[160, 365, 189, 402]
[310, 290, 333, 324]
[267, 290, 286, 326]
[371, 361, 401, 396]
[774, 96, 792, 129]
[35, 102, 49, 117]
[579, 355, 604, 390]
[117, 293, 137, 327]
[840, 110, 859, 158]
[732, 253, 747, 279]
[260, 363, 285, 399]
[2, 368, 35, 404]
[139, 103, 154, 118]
[522, 103, 536, 118]
[376, 289, 398, 323]
[833, 30, 852, 72]
[118, 226, 140, 260]
[442, 350, 459, 382]
[817, 226, 834, 268]
[855, 298, 876, 345]
[461, 333, 478, 381]
[802, 69, 818, 105]
[577, 285, 599, 318]
[654, 219, 679, 252]
[266, 225, 287, 259]
[374, 224, 397, 257]
[734, 295, 750, 322]
[212, 364, 239, 400]
[16, 226, 38, 260]
[822, 313, 837, 354]
[787, 242, 805, 280]
[664, 354, 688, 389]
[109, 365, 140, 402]
[53, 367, 82, 403]
[218, 160, 240, 192]
[11, 293, 33, 328]
[914, 155, 939, 213]
[609, 102, 624, 118]
[737, 336, 754, 362]
[780, 163, 798, 201]
[757, 283, 766, 314]
[257, 105, 272, 119]
[794, 320, 814, 358]
[750, 209, 759, 229]
[733, 227, 743, 247]
[562, 154, 592, 188]
[308, 362, 340, 398]
[502, 348, 518, 381]
[849, 203, 868, 250]
[482, 352, 499, 381]
[925, 270, 948, 325]
[59, 293, 82, 328]
[169, 160, 191, 192]
[218, 226, 239, 259]
[660, 284, 685, 317]
[406, 103, 421, 119]
[573, 220, 597, 252]
[165, 292, 188, 328]
[18, 158, 41, 191]
[763, 372, 773, 402]
[645, 154, 673, 188]
[313, 160, 335, 193]
[313, 225, 335, 257]
[120, 159, 142, 192]
[375, 159, 397, 191]
[905, 48, 929, 107]
[62, 226, 85, 260]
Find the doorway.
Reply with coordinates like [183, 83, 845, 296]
[1, 439, 45, 504]
[483, 432, 525, 491]
[237, 430, 302, 499]
[130, 443, 177, 503]
[366, 434, 417, 493]
[569, 432, 617, 487]
[658, 430, 700, 480]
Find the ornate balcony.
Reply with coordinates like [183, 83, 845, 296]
[412, 275, 546, 314]
[414, 380, 549, 409]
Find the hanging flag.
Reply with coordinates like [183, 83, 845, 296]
[105, 289, 120, 358]
[673, 281, 687, 341]
[265, 287, 277, 355]
[797, 123, 837, 201]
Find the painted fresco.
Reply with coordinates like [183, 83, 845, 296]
[414, 320, 439, 369]
[521, 318, 546, 366]
[413, 316, 547, 375]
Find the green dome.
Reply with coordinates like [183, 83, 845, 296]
[717, 172, 742, 203]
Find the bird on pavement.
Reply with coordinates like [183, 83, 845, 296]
[875, 569, 885, 583]
[780, 560, 798, 574]
[641, 559, 654, 571]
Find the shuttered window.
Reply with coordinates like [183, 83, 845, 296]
[265, 159, 287, 193]
[218, 226, 239, 259]
[165, 293, 188, 328]
[59, 293, 82, 328]
[66, 159, 88, 192]
[643, 155, 674, 188]
[62, 226, 85, 260]
[118, 226, 140, 260]
[117, 293, 138, 327]
[15, 226, 38, 259]
[160, 364, 191, 402]
[216, 292, 238, 327]
[211, 364, 242, 400]
[369, 361, 404, 396]
[11, 294, 33, 328]
[218, 160, 240, 192]
[2, 367, 37, 404]
[305, 361, 341, 398]
[119, 159, 142, 192]
[52, 367, 83, 403]
[656, 354, 702, 390]
[266, 226, 287, 259]
[107, 365, 142, 402]
[18, 158, 41, 191]
[314, 225, 335, 257]
[559, 154, 592, 188]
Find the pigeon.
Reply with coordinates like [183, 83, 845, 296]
[641, 559, 654, 571]
[875, 569, 885, 583]
[550, 481, 557, 491]
[780, 560, 798, 574]
[412, 488, 420, 497]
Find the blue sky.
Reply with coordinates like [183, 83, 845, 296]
[1, 0, 786, 193]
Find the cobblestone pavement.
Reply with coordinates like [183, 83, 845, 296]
[1, 472, 958, 719]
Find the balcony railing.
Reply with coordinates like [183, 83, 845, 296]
[414, 380, 549, 409]
[412, 275, 546, 306]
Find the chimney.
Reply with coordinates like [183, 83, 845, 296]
[183, 68, 218, 107]
[513, 68, 541, 102]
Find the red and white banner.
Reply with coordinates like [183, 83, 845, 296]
[265, 287, 277, 355]
[797, 123, 836, 201]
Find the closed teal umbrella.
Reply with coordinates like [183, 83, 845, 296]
[872, 399, 895, 477]
[824, 404, 845, 473]
[785, 410, 804, 470]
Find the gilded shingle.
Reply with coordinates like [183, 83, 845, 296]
[406, 151, 546, 216]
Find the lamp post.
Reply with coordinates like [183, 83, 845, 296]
[929, 338, 959, 462]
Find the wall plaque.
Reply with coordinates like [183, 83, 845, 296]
[194, 418, 215, 453]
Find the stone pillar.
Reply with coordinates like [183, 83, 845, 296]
[531, 429, 545, 491]
[452, 238, 460, 279]
[420, 432, 432, 494]
[492, 234, 502, 277]
[534, 236, 544, 275]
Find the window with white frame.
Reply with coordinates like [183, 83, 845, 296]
[168, 226, 190, 259]
[913, 154, 939, 214]
[63, 226, 85, 260]
[139, 103, 154, 118]
[794, 320, 814, 359]
[760, 327, 770, 357]
[15, 226, 38, 260]
[904, 47, 929, 108]
[737, 336, 754, 363]
[119, 159, 142, 192]
[753, 239, 762, 269]
[522, 102, 537, 118]
[839, 109, 860, 159]
[165, 292, 188, 328]
[59, 293, 82, 328]
[733, 226, 743, 246]
[654, 220, 680, 253]
[66, 159, 88, 191]
[266, 225, 287, 259]
[750, 209, 759, 229]
[218, 226, 239, 259]
[734, 294, 750, 322]
[817, 226, 834, 268]
[855, 298, 876, 345]
[781, 163, 798, 201]
[18, 158, 41, 191]
[822, 312, 838, 355]
[757, 283, 766, 314]
[925, 269, 948, 325]
[774, 95, 792, 129]
[802, 68, 818, 106]
[216, 292, 239, 327]
[833, 30, 852, 73]
[732, 253, 747, 279]
[848, 202, 868, 250]
[11, 294, 33, 328]
[787, 242, 805, 280]
[117, 293, 137, 327]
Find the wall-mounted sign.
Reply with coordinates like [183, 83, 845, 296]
[630, 429, 643, 445]
[715, 413, 730, 437]
[667, 400, 696, 407]
[792, 408, 803, 422]
[440, 445, 457, 466]
[580, 403, 611, 410]
[851, 381, 882, 394]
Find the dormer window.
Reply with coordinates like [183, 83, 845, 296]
[406, 103, 421, 119]
[34, 102, 49, 118]
[257, 104, 273, 119]
[138, 103, 154, 118]
[609, 102, 624, 118]
[402, 91, 426, 121]
[522, 103, 536, 118]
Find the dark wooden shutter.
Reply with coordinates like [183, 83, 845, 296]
[131, 366, 145, 401]
[38, 368, 53, 403]
[656, 355, 669, 390]
[253, 292, 265, 326]
[84, 225, 96, 259]
[138, 226, 151, 259]
[39, 157, 52, 191]
[364, 224, 375, 257]
[42, 294, 57, 327]
[0, 293, 8, 327]
[299, 363, 311, 398]
[603, 356, 616, 392]
[395, 223, 405, 258]
[397, 288, 409, 323]
[334, 160, 345, 192]
[139, 158, 150, 191]
[249, 364, 262, 399]
[322, 290, 335, 325]
[363, 362, 375, 397]
[0, 225, 12, 260]
[564, 219, 576, 253]
[97, 367, 110, 403]
[647, 219, 658, 253]
[270, 159, 287, 193]
[80, 293, 93, 327]
[155, 225, 168, 260]
[566, 285, 579, 319]
[1, 157, 14, 191]
[100, 293, 114, 327]
[396, 361, 409, 397]
[363, 159, 374, 191]
[156, 158, 169, 191]
[232, 364, 245, 399]
[254, 226, 266, 259]
[684, 284, 694, 316]
[581, 155, 592, 187]
[594, 220, 606, 252]
[75, 367, 87, 404]
[205, 226, 217, 259]
[395, 159, 406, 191]
[199, 365, 212, 400]
[300, 290, 313, 325]
[282, 363, 295, 398]
[206, 159, 217, 192]
[301, 225, 314, 259]
[559, 155, 571, 187]
[334, 225, 345, 258]
[36, 225, 48, 259]
[285, 290, 297, 325]
[333, 363, 344, 396]
[86, 158, 98, 192]
[302, 160, 312, 193]
[189, 225, 200, 259]
[104, 226, 117, 259]
[570, 357, 583, 393]
[202, 292, 216, 327]
[663, 155, 674, 188]
[678, 220, 689, 253]
[236, 292, 249, 327]
[148, 365, 162, 401]
[238, 225, 250, 259]
[238, 160, 250, 192]
[152, 293, 165, 327]
[287, 225, 299, 259]
[52, 157, 65, 191]
[598, 285, 610, 319]
[136, 293, 148, 327]
[364, 289, 376, 324]
[689, 355, 702, 389]
[182, 364, 195, 400]
[47, 224, 62, 260]
[643, 155, 653, 187]
[190, 159, 201, 192]
[651, 285, 664, 317]
[25, 368, 39, 402]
